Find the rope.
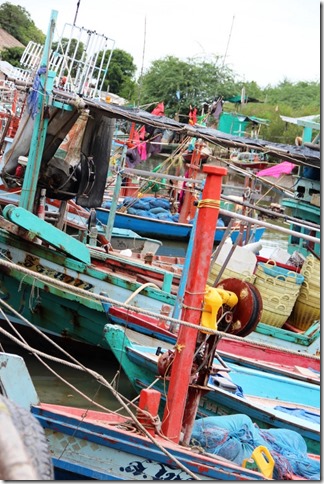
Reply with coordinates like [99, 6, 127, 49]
[197, 199, 220, 209]
[0, 256, 318, 357]
[0, 301, 201, 480]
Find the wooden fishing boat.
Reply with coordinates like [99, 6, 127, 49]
[103, 324, 320, 455]
[105, 305, 320, 384]
[0, 352, 277, 480]
[95, 203, 265, 244]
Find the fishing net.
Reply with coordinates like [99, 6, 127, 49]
[191, 414, 320, 480]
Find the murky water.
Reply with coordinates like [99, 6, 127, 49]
[0, 331, 137, 410]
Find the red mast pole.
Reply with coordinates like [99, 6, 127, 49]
[161, 165, 227, 443]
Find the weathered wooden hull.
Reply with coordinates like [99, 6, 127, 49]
[0, 353, 267, 481]
[0, 229, 175, 347]
[104, 325, 320, 455]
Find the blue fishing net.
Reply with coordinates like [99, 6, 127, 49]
[260, 428, 320, 480]
[191, 414, 320, 480]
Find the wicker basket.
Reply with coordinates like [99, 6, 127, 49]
[255, 263, 303, 294]
[301, 255, 320, 285]
[257, 261, 304, 283]
[298, 285, 320, 306]
[290, 300, 321, 331]
[254, 276, 300, 299]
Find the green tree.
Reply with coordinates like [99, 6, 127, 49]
[137, 55, 238, 117]
[97, 48, 137, 99]
[0, 2, 45, 45]
[0, 46, 24, 66]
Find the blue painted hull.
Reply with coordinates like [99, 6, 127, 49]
[104, 325, 320, 455]
[96, 207, 265, 243]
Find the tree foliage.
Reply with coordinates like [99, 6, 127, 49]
[137, 55, 238, 117]
[101, 49, 137, 98]
[0, 1, 319, 145]
[0, 46, 24, 66]
[0, 2, 45, 45]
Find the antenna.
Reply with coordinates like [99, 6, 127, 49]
[137, 16, 147, 107]
[222, 15, 235, 67]
[73, 0, 81, 25]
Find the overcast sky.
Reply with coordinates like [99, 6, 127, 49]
[3, 0, 321, 87]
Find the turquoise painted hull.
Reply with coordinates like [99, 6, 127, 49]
[0, 229, 174, 348]
[104, 325, 320, 455]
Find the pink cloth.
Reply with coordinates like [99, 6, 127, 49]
[257, 161, 296, 178]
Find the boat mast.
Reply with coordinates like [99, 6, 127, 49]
[161, 165, 227, 443]
[19, 11, 57, 212]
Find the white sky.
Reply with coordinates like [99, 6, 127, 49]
[2, 0, 321, 87]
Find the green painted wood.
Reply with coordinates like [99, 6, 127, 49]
[2, 204, 91, 264]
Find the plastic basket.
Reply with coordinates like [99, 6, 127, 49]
[290, 300, 321, 331]
[257, 261, 304, 285]
[207, 264, 256, 286]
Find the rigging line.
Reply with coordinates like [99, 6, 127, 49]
[136, 15, 147, 108]
[222, 15, 235, 67]
[0, 321, 200, 479]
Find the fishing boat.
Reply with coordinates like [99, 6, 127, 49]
[2, 350, 307, 481]
[105, 306, 320, 384]
[103, 324, 320, 456]
[0, 8, 320, 357]
[96, 201, 265, 244]
[0, 11, 320, 480]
